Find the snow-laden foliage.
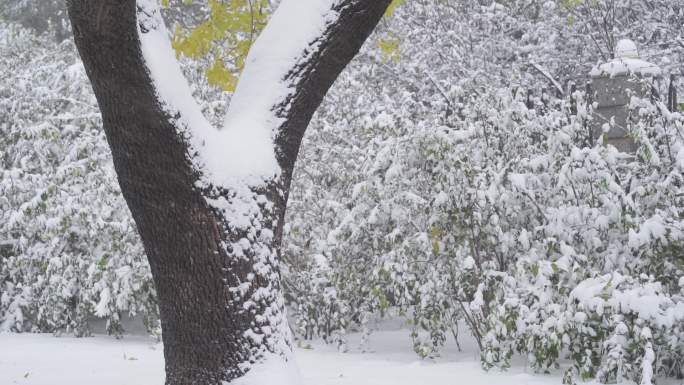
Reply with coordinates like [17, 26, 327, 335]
[0, 26, 158, 336]
[283, 0, 684, 383]
[287, 78, 684, 382]
[0, 0, 69, 42]
[2, 0, 684, 383]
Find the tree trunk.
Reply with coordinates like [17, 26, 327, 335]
[66, 0, 391, 384]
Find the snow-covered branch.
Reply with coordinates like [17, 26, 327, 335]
[137, 0, 366, 187]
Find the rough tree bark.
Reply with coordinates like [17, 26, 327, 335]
[66, 0, 391, 384]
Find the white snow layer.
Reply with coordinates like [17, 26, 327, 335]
[1, 326, 651, 385]
[137, 0, 338, 185]
[223, 0, 338, 151]
[570, 273, 684, 328]
[615, 39, 639, 59]
[232, 352, 302, 385]
[590, 58, 661, 78]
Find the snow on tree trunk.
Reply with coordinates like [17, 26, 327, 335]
[66, 0, 391, 384]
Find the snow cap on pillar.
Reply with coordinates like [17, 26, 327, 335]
[615, 39, 639, 59]
[590, 39, 661, 78]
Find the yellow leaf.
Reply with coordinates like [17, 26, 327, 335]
[384, 0, 405, 18]
[170, 0, 273, 90]
[378, 36, 401, 63]
[430, 226, 442, 239]
[432, 240, 440, 254]
[206, 59, 238, 92]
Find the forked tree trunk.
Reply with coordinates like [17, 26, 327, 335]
[66, 0, 391, 384]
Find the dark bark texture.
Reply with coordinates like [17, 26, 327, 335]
[66, 1, 391, 384]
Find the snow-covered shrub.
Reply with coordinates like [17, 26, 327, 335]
[287, 40, 683, 385]
[0, 0, 70, 42]
[283, 2, 684, 383]
[0, 25, 157, 336]
[468, 93, 684, 381]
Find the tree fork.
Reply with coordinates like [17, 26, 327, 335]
[66, 0, 391, 384]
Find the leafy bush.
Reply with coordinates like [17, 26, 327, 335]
[0, 26, 157, 336]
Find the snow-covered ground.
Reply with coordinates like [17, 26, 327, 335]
[0, 323, 670, 385]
